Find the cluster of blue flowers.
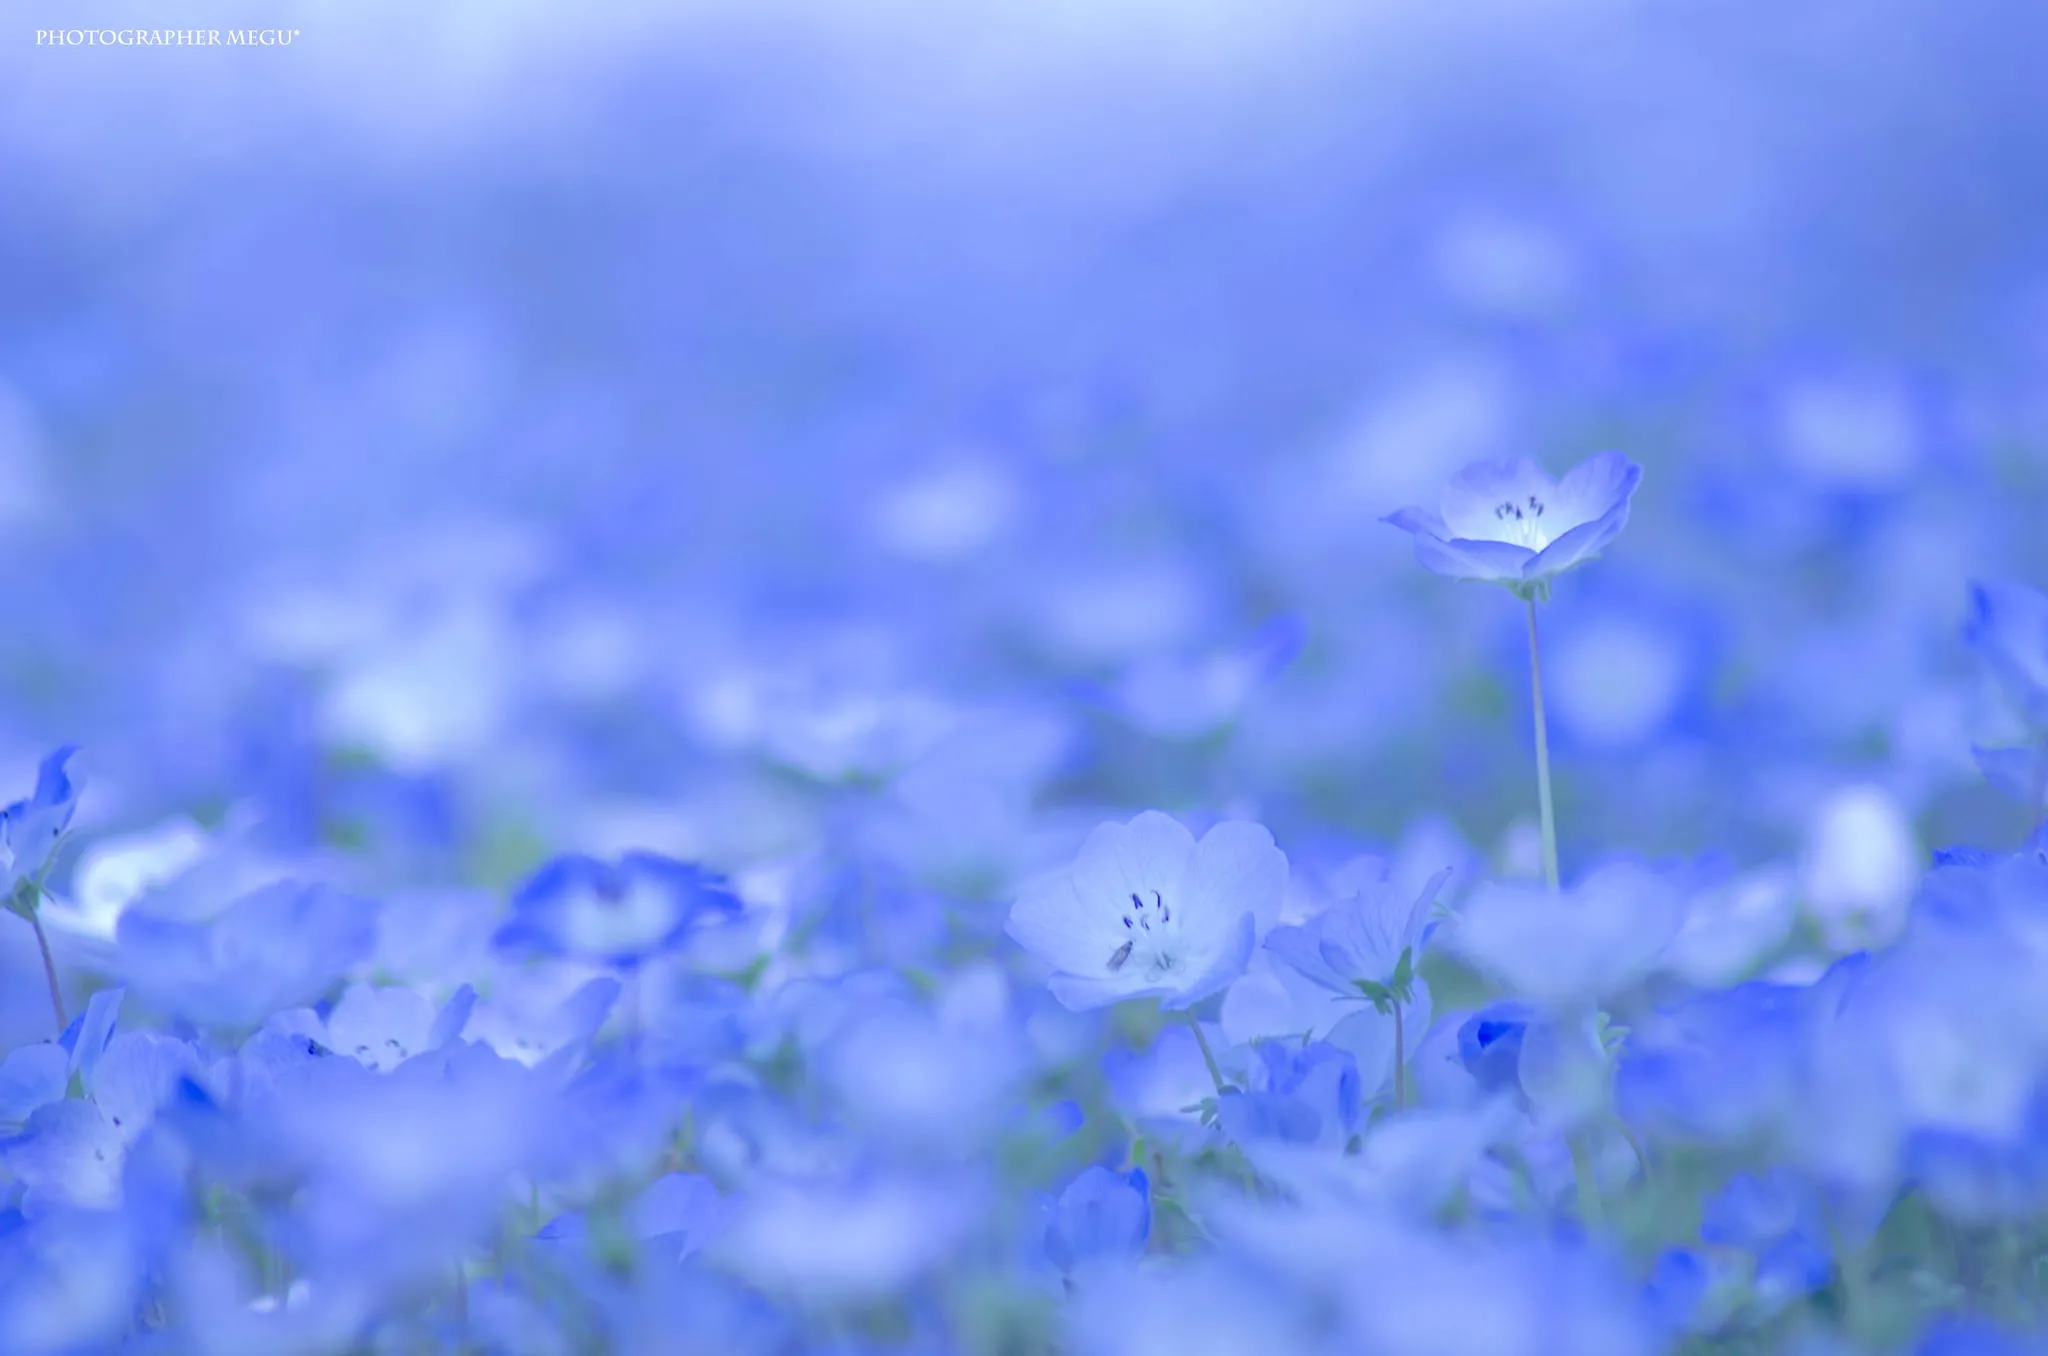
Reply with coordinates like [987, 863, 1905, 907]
[0, 439, 2038, 1355]
[9, 4, 2048, 1352]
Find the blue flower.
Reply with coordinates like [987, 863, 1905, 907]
[0, 745, 80, 899]
[1451, 860, 1684, 1006]
[1456, 1001, 1536, 1097]
[1264, 863, 1451, 1001]
[1217, 1039, 1362, 1150]
[1006, 811, 1286, 1012]
[1383, 452, 1642, 594]
[493, 851, 743, 969]
[1044, 1165, 1150, 1275]
[111, 881, 378, 1028]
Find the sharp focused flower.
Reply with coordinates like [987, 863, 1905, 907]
[1382, 452, 1642, 594]
[1006, 811, 1286, 1012]
[493, 851, 743, 969]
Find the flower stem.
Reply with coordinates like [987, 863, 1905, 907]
[28, 905, 64, 1034]
[1569, 1136, 1604, 1231]
[1525, 595, 1561, 893]
[1184, 1012, 1227, 1096]
[1392, 1000, 1407, 1109]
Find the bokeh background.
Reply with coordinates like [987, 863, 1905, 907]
[3, 0, 2046, 1038]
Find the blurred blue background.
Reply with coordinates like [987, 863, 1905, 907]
[3, 0, 2047, 1022]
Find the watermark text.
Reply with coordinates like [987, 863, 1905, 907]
[34, 28, 302, 47]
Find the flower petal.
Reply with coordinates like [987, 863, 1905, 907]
[1384, 506, 1537, 583]
[1522, 494, 1633, 581]
[1159, 911, 1258, 1012]
[1006, 874, 1117, 978]
[1184, 821, 1288, 941]
[1545, 452, 1642, 532]
[1070, 811, 1198, 916]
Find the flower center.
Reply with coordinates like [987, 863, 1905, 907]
[1492, 494, 1551, 549]
[1108, 889, 1182, 978]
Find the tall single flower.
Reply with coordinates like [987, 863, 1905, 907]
[1383, 452, 1642, 595]
[1006, 811, 1286, 1012]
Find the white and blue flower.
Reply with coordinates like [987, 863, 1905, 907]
[1006, 811, 1286, 1012]
[1383, 452, 1642, 595]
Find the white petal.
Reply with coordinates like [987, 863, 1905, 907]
[1183, 821, 1288, 942]
[1005, 874, 1117, 978]
[1070, 811, 1198, 913]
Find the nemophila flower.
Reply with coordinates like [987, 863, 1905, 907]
[0, 746, 79, 900]
[1450, 860, 1684, 1006]
[2, 1019, 199, 1215]
[467, 974, 620, 1068]
[1044, 1165, 1150, 1277]
[1217, 1040, 1362, 1150]
[1265, 863, 1450, 1015]
[494, 851, 742, 969]
[110, 881, 377, 1028]
[1006, 811, 1286, 1012]
[1457, 1001, 1536, 1098]
[1966, 580, 2048, 727]
[265, 982, 475, 1073]
[1382, 452, 1641, 595]
[1219, 955, 1399, 1095]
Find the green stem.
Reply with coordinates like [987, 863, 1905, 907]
[1392, 1000, 1407, 1109]
[1525, 595, 1561, 893]
[1184, 1012, 1227, 1095]
[28, 905, 64, 1034]
[1569, 1136, 1604, 1231]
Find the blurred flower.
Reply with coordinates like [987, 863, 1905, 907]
[494, 851, 742, 970]
[1382, 452, 1641, 594]
[1698, 1169, 1835, 1307]
[1967, 580, 2048, 727]
[1006, 811, 1286, 1012]
[1800, 784, 1919, 952]
[1217, 1039, 1362, 1150]
[1044, 1165, 1150, 1276]
[110, 881, 377, 1029]
[1456, 1001, 1535, 1099]
[1451, 860, 1684, 1006]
